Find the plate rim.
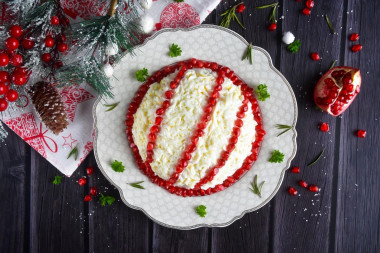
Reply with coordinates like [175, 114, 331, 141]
[93, 24, 298, 230]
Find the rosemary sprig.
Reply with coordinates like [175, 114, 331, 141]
[220, 3, 245, 29]
[128, 181, 144, 189]
[255, 3, 278, 24]
[242, 43, 253, 64]
[105, 102, 119, 112]
[250, 175, 265, 198]
[276, 124, 292, 137]
[325, 14, 335, 34]
[255, 3, 278, 9]
[307, 148, 325, 166]
[329, 60, 337, 70]
[67, 145, 79, 160]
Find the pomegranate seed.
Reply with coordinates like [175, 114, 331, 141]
[310, 52, 320, 61]
[356, 129, 366, 138]
[86, 167, 94, 175]
[302, 8, 311, 15]
[268, 23, 277, 31]
[155, 117, 163, 125]
[165, 90, 174, 99]
[156, 108, 164, 115]
[308, 185, 319, 192]
[298, 180, 308, 188]
[305, 0, 314, 8]
[90, 186, 97, 196]
[290, 166, 300, 173]
[78, 177, 87, 186]
[320, 122, 329, 132]
[236, 3, 246, 13]
[351, 44, 362, 52]
[350, 33, 359, 41]
[84, 195, 92, 202]
[288, 187, 298, 196]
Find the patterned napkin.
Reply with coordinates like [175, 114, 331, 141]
[1, 0, 220, 176]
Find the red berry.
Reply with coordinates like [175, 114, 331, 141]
[6, 89, 18, 102]
[5, 37, 19, 50]
[302, 8, 311, 15]
[59, 34, 66, 42]
[356, 129, 366, 138]
[41, 53, 52, 63]
[0, 83, 7, 95]
[12, 73, 27, 86]
[78, 177, 87, 186]
[90, 186, 97, 196]
[0, 53, 9, 67]
[236, 3, 246, 13]
[84, 195, 92, 202]
[9, 25, 23, 38]
[320, 122, 329, 132]
[51, 16, 60, 25]
[350, 33, 359, 41]
[0, 98, 8, 111]
[10, 53, 23, 66]
[351, 44, 362, 52]
[268, 23, 277, 31]
[310, 52, 320, 61]
[305, 0, 314, 8]
[288, 186, 298, 196]
[0, 71, 10, 83]
[298, 180, 308, 188]
[45, 36, 54, 47]
[57, 43, 68, 52]
[54, 61, 63, 69]
[21, 38, 35, 49]
[86, 166, 94, 175]
[290, 166, 300, 173]
[308, 185, 319, 192]
[13, 67, 30, 77]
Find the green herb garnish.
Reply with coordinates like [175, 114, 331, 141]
[104, 102, 119, 112]
[169, 43, 182, 57]
[276, 124, 292, 137]
[269, 150, 285, 163]
[255, 2, 278, 9]
[67, 145, 78, 160]
[196, 205, 207, 217]
[287, 39, 301, 53]
[136, 68, 149, 82]
[255, 84, 270, 101]
[307, 148, 325, 166]
[174, 0, 184, 2]
[99, 194, 115, 206]
[242, 42, 253, 64]
[255, 3, 278, 24]
[128, 181, 145, 189]
[325, 14, 335, 34]
[111, 160, 125, 172]
[250, 175, 265, 198]
[53, 175, 62, 185]
[329, 60, 337, 70]
[220, 3, 245, 29]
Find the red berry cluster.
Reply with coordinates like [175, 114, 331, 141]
[0, 25, 31, 112]
[349, 33, 362, 53]
[78, 166, 98, 202]
[288, 166, 320, 196]
[302, 0, 314, 16]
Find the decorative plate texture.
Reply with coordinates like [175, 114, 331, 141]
[93, 25, 297, 230]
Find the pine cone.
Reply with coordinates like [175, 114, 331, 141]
[29, 82, 69, 135]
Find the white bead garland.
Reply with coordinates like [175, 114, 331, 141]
[103, 63, 114, 78]
[139, 15, 154, 34]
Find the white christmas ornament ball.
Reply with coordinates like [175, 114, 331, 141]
[139, 0, 152, 10]
[282, 32, 295, 45]
[106, 42, 118, 56]
[139, 15, 154, 34]
[103, 63, 114, 78]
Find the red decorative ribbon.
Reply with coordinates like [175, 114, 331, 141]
[24, 123, 58, 153]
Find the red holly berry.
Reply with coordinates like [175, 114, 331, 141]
[236, 3, 246, 13]
[45, 36, 54, 47]
[6, 89, 18, 102]
[308, 185, 319, 192]
[84, 195, 92, 202]
[356, 129, 366, 138]
[305, 0, 314, 9]
[0, 83, 7, 95]
[78, 177, 87, 186]
[290, 166, 300, 173]
[51, 16, 60, 25]
[302, 8, 311, 15]
[351, 44, 362, 52]
[10, 53, 23, 66]
[288, 186, 298, 196]
[268, 23, 277, 31]
[310, 52, 320, 61]
[86, 166, 94, 175]
[9, 25, 23, 38]
[0, 98, 8, 111]
[41, 53, 52, 63]
[57, 43, 68, 52]
[21, 38, 35, 49]
[11, 73, 27, 86]
[90, 186, 97, 196]
[59, 34, 66, 42]
[0, 71, 10, 83]
[298, 180, 308, 188]
[0, 53, 9, 67]
[350, 33, 359, 41]
[13, 67, 30, 77]
[320, 122, 329, 132]
[5, 37, 19, 50]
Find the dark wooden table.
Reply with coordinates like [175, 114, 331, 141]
[1, 0, 379, 252]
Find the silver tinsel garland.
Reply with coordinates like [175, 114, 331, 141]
[0, 121, 7, 144]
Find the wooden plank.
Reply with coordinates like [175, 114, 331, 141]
[334, 0, 380, 252]
[0, 127, 29, 253]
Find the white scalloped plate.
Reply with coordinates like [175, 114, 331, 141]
[93, 25, 297, 230]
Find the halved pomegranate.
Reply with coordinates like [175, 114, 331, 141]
[314, 66, 361, 116]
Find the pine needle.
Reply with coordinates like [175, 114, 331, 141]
[67, 145, 79, 160]
[275, 124, 292, 137]
[250, 175, 265, 198]
[307, 148, 325, 166]
[105, 102, 119, 112]
[242, 43, 253, 64]
[128, 181, 144, 189]
[325, 14, 336, 34]
[329, 60, 337, 70]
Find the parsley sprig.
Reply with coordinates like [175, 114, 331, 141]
[276, 124, 292, 137]
[196, 205, 207, 217]
[287, 39, 301, 53]
[67, 145, 79, 160]
[269, 150, 285, 163]
[53, 175, 62, 185]
[136, 68, 149, 82]
[220, 3, 245, 29]
[169, 43, 182, 57]
[111, 160, 125, 172]
[255, 84, 270, 101]
[307, 148, 325, 166]
[250, 175, 265, 198]
[242, 43, 253, 64]
[99, 194, 115, 206]
[128, 181, 144, 189]
[104, 102, 119, 112]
